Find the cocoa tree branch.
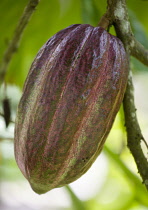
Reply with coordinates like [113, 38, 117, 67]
[0, 0, 40, 85]
[130, 38, 148, 66]
[123, 72, 148, 189]
[106, 0, 148, 190]
[106, 0, 148, 66]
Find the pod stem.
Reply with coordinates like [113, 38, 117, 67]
[98, 14, 110, 29]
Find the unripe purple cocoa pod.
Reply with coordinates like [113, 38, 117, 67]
[14, 24, 128, 194]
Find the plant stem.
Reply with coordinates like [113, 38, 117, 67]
[98, 14, 110, 29]
[0, 0, 40, 85]
[105, 0, 148, 190]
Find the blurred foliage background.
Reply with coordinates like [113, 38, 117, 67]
[0, 0, 148, 210]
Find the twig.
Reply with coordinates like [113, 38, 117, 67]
[106, 0, 148, 190]
[0, 0, 40, 84]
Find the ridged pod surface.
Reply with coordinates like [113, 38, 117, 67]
[14, 24, 128, 194]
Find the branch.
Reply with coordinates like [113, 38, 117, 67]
[123, 72, 148, 189]
[0, 0, 40, 84]
[130, 38, 148, 66]
[106, 0, 148, 190]
[106, 0, 148, 66]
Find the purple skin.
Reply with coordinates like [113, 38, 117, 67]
[14, 24, 128, 194]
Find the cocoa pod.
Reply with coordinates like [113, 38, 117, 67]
[14, 24, 128, 194]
